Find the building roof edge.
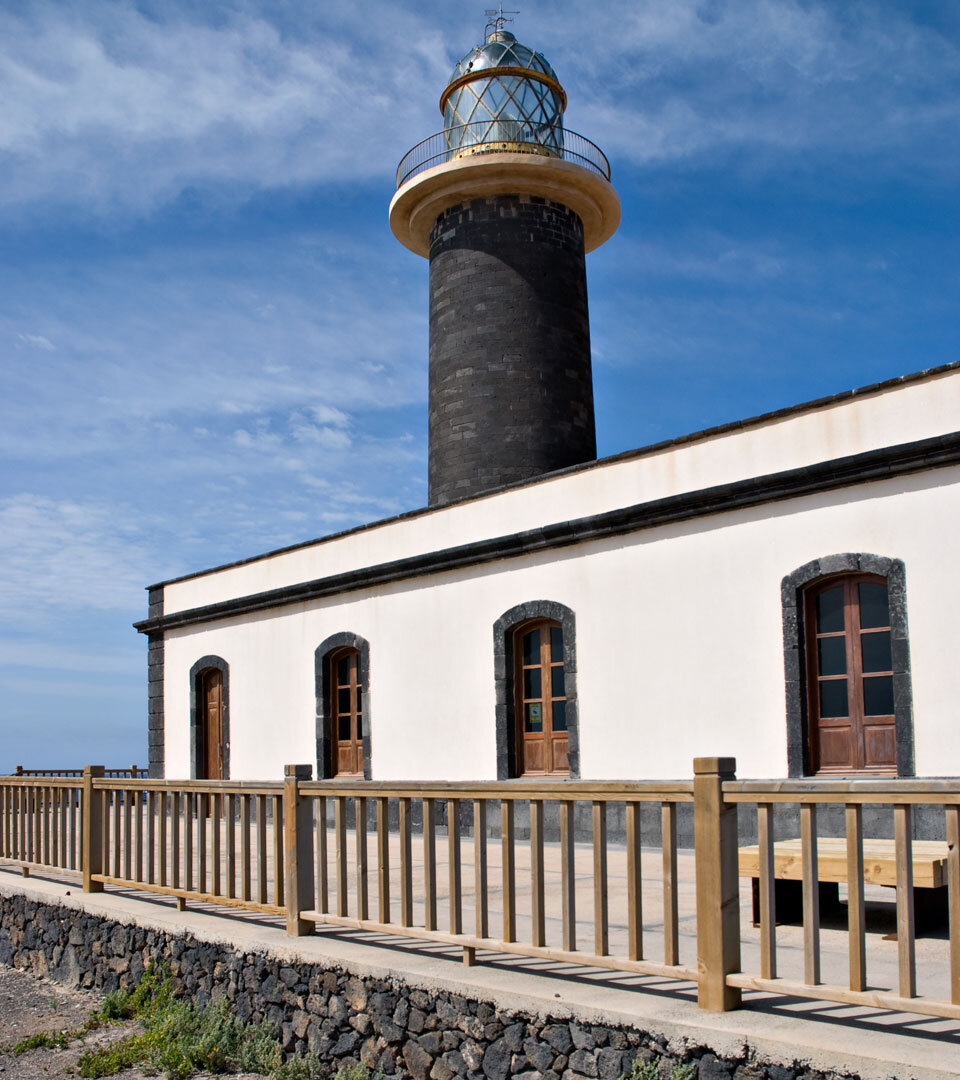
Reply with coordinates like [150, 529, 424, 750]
[145, 358, 960, 592]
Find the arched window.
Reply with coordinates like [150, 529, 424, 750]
[315, 633, 371, 779]
[329, 647, 363, 777]
[189, 656, 229, 780]
[782, 555, 914, 778]
[493, 601, 580, 779]
[805, 575, 895, 775]
[514, 619, 568, 776]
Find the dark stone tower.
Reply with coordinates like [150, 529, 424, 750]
[390, 22, 619, 506]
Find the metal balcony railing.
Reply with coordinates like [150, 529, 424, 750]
[396, 122, 611, 188]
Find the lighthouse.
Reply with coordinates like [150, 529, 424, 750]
[390, 16, 620, 506]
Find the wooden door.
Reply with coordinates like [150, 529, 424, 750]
[515, 620, 569, 776]
[805, 575, 896, 775]
[330, 649, 363, 777]
[200, 668, 224, 780]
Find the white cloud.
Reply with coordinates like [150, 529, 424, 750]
[0, 0, 452, 213]
[604, 233, 789, 284]
[0, 231, 427, 470]
[0, 674, 139, 700]
[0, 1, 956, 215]
[0, 638, 140, 675]
[545, 0, 960, 169]
[308, 404, 350, 427]
[15, 331, 55, 350]
[0, 494, 156, 615]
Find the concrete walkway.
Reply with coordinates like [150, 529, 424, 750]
[2, 850, 958, 1080]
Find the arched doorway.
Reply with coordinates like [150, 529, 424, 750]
[315, 633, 371, 779]
[328, 646, 363, 777]
[514, 618, 569, 777]
[199, 667, 225, 780]
[190, 656, 229, 780]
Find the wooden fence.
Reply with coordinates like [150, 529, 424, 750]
[12, 766, 143, 779]
[0, 776, 84, 876]
[0, 758, 957, 1022]
[724, 774, 960, 1020]
[292, 767, 696, 983]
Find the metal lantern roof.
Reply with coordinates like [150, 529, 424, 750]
[440, 30, 566, 156]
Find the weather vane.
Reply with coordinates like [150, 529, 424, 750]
[484, 5, 519, 37]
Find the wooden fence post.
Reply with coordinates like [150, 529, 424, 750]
[82, 766, 105, 893]
[693, 756, 741, 1011]
[284, 765, 315, 937]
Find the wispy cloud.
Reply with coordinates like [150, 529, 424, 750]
[0, 494, 156, 615]
[0, 230, 427, 457]
[0, 0, 451, 215]
[3, 2, 957, 217]
[0, 638, 140, 675]
[546, 1, 960, 171]
[15, 331, 55, 350]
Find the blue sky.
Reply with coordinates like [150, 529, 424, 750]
[1, 0, 958, 772]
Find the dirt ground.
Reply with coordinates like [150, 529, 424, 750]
[0, 964, 267, 1079]
[0, 963, 144, 1078]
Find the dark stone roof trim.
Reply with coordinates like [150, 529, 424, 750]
[144, 360, 960, 591]
[135, 430, 960, 636]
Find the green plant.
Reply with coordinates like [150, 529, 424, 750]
[332, 1066, 372, 1080]
[628, 1060, 659, 1080]
[12, 1029, 74, 1054]
[94, 959, 172, 1022]
[75, 963, 335, 1080]
[627, 1057, 696, 1080]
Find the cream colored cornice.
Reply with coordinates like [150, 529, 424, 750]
[389, 153, 621, 258]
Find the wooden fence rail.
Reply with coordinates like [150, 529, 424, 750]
[89, 777, 287, 915]
[13, 766, 143, 779]
[1, 759, 958, 1023]
[293, 774, 699, 985]
[0, 776, 84, 877]
[723, 778, 960, 1021]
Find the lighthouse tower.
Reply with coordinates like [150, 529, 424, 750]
[390, 16, 620, 507]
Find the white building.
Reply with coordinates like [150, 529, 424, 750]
[136, 25, 960, 796]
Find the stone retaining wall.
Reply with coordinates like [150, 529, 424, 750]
[0, 892, 852, 1080]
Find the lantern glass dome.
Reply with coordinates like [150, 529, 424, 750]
[442, 30, 565, 156]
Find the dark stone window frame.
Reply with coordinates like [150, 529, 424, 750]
[493, 601, 580, 780]
[147, 586, 164, 778]
[315, 633, 372, 780]
[189, 655, 230, 780]
[782, 554, 914, 778]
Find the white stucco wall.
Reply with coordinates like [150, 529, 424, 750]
[161, 464, 960, 782]
[159, 367, 960, 617]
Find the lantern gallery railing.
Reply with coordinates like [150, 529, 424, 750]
[1, 762, 958, 1023]
[396, 122, 611, 188]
